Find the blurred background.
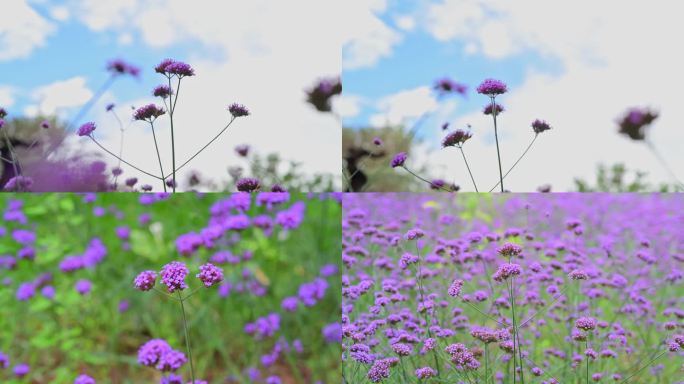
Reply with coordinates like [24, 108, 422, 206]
[0, 192, 342, 383]
[340, 0, 684, 192]
[0, 0, 342, 192]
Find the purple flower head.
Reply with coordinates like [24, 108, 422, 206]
[106, 103, 115, 112]
[196, 263, 223, 287]
[41, 286, 55, 300]
[442, 129, 473, 147]
[153, 85, 173, 99]
[16, 282, 36, 301]
[141, 184, 153, 192]
[433, 77, 467, 96]
[77, 122, 96, 136]
[476, 78, 508, 96]
[107, 59, 140, 77]
[415, 367, 437, 379]
[228, 103, 250, 118]
[483, 102, 505, 115]
[236, 178, 261, 192]
[118, 300, 129, 313]
[322, 322, 342, 343]
[0, 352, 8, 368]
[155, 349, 187, 372]
[74, 374, 96, 384]
[160, 261, 189, 293]
[306, 77, 342, 112]
[112, 167, 123, 176]
[492, 262, 522, 282]
[0, 107, 6, 118]
[367, 359, 392, 382]
[134, 270, 157, 291]
[390, 152, 407, 168]
[497, 243, 523, 257]
[40, 120, 50, 129]
[14, 363, 29, 377]
[235, 144, 250, 157]
[133, 104, 166, 121]
[125, 177, 138, 187]
[3, 176, 33, 191]
[576, 317, 597, 331]
[392, 343, 413, 356]
[138, 339, 172, 366]
[448, 279, 464, 297]
[404, 228, 425, 240]
[569, 269, 589, 280]
[372, 137, 383, 146]
[75, 279, 92, 295]
[281, 297, 299, 312]
[161, 374, 183, 384]
[271, 184, 286, 192]
[266, 376, 282, 384]
[617, 107, 658, 141]
[531, 119, 552, 134]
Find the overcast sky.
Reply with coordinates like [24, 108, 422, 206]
[1, 0, 342, 190]
[340, 0, 684, 192]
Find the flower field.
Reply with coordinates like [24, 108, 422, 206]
[0, 192, 341, 383]
[341, 193, 684, 383]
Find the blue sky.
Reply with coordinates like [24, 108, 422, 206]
[341, 0, 684, 191]
[0, 8, 192, 120]
[1, 0, 341, 190]
[343, 2, 561, 131]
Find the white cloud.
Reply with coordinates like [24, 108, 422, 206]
[397, 0, 684, 190]
[65, 0, 341, 189]
[49, 5, 70, 21]
[369, 86, 437, 128]
[394, 15, 416, 32]
[334, 94, 363, 118]
[30, 77, 93, 116]
[117, 33, 133, 45]
[0, 0, 55, 61]
[342, 0, 401, 69]
[0, 87, 15, 107]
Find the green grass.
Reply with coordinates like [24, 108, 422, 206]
[0, 193, 341, 383]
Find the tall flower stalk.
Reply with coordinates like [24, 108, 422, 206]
[76, 59, 249, 192]
[476, 79, 508, 192]
[134, 261, 223, 383]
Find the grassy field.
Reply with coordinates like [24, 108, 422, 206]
[0, 192, 341, 383]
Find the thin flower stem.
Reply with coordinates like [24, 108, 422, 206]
[508, 280, 516, 384]
[490, 97, 505, 192]
[166, 118, 236, 177]
[585, 339, 589, 384]
[645, 140, 684, 189]
[401, 166, 454, 192]
[168, 76, 181, 193]
[88, 136, 163, 180]
[618, 349, 667, 383]
[2, 130, 20, 179]
[68, 75, 116, 130]
[458, 145, 479, 192]
[517, 285, 569, 329]
[513, 277, 525, 384]
[484, 344, 489, 384]
[456, 296, 504, 326]
[149, 122, 167, 192]
[178, 291, 196, 383]
[488, 135, 538, 192]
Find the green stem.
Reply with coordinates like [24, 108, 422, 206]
[88, 136, 163, 180]
[150, 122, 167, 192]
[490, 96, 504, 192]
[488, 134, 538, 192]
[178, 291, 196, 383]
[458, 145, 479, 192]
